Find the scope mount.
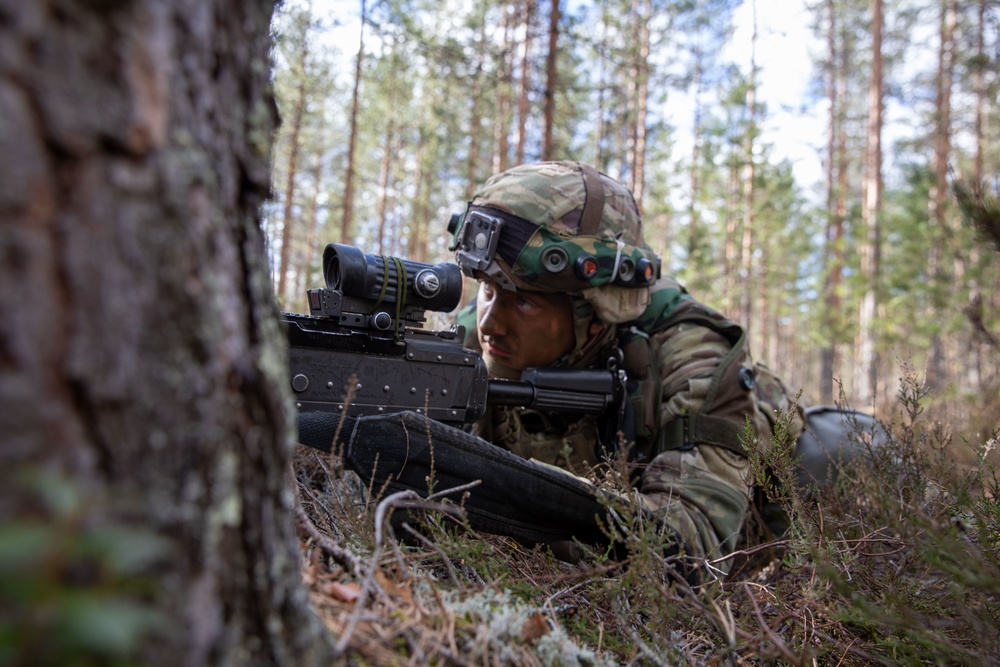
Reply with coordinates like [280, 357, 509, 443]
[307, 287, 430, 331]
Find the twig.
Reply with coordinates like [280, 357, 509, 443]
[709, 539, 792, 566]
[296, 478, 344, 541]
[612, 592, 671, 667]
[743, 581, 803, 666]
[328, 378, 358, 472]
[295, 489, 365, 578]
[426, 478, 482, 501]
[400, 522, 464, 591]
[333, 481, 483, 657]
[335, 490, 416, 657]
[810, 629, 889, 665]
[542, 581, 589, 615]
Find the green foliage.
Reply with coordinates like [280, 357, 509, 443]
[268, 0, 1000, 420]
[0, 468, 168, 667]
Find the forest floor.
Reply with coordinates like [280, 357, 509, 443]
[294, 380, 999, 666]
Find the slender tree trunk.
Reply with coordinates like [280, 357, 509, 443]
[342, 0, 367, 244]
[624, 0, 639, 186]
[968, 0, 987, 393]
[494, 3, 514, 174]
[688, 48, 704, 267]
[855, 0, 884, 408]
[412, 121, 429, 263]
[466, 7, 487, 198]
[822, 0, 850, 402]
[819, 0, 839, 403]
[630, 0, 650, 211]
[925, 0, 957, 401]
[0, 2, 332, 664]
[833, 92, 849, 393]
[517, 0, 535, 165]
[542, 0, 560, 160]
[593, 1, 609, 167]
[294, 154, 324, 312]
[376, 118, 396, 254]
[723, 148, 741, 316]
[278, 60, 307, 307]
[973, 0, 985, 187]
[739, 0, 758, 331]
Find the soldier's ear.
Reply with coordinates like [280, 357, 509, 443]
[588, 321, 606, 336]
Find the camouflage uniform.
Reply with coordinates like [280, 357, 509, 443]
[451, 161, 773, 575]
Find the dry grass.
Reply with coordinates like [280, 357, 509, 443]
[295, 371, 1000, 665]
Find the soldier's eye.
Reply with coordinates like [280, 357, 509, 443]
[517, 297, 540, 312]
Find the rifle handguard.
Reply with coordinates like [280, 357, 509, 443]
[297, 411, 670, 550]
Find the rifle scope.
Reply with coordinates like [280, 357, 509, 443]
[322, 243, 465, 313]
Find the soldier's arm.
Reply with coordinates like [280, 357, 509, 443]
[636, 320, 765, 576]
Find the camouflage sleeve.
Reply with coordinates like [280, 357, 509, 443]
[637, 320, 763, 575]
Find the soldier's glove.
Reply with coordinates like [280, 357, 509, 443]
[296, 410, 681, 552]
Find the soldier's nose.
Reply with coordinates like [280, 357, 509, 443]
[479, 301, 506, 336]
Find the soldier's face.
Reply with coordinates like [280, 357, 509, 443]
[476, 279, 576, 380]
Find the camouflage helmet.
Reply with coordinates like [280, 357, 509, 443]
[449, 161, 660, 323]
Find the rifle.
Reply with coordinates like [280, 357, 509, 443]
[282, 242, 627, 440]
[279, 243, 685, 565]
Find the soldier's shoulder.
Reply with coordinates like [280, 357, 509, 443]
[633, 278, 735, 337]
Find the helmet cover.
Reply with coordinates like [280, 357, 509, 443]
[450, 161, 660, 323]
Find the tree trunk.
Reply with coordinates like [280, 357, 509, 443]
[412, 122, 429, 263]
[517, 0, 535, 165]
[630, 0, 650, 211]
[277, 60, 307, 307]
[293, 154, 324, 313]
[542, 0, 560, 160]
[0, 2, 332, 665]
[855, 0, 883, 408]
[376, 118, 396, 254]
[342, 0, 367, 244]
[494, 3, 514, 174]
[925, 0, 957, 401]
[723, 149, 740, 316]
[967, 0, 987, 394]
[821, 0, 847, 403]
[688, 48, 704, 266]
[739, 0, 758, 331]
[466, 7, 487, 198]
[593, 1, 609, 167]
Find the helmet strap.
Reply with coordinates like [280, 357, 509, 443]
[577, 162, 605, 236]
[562, 296, 618, 369]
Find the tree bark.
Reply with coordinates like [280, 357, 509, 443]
[855, 0, 883, 408]
[542, 0, 560, 160]
[0, 2, 332, 665]
[342, 0, 367, 244]
[630, 0, 650, 211]
[277, 43, 307, 306]
[376, 117, 396, 254]
[925, 0, 957, 400]
[739, 0, 758, 331]
[466, 6, 487, 198]
[820, 0, 846, 403]
[516, 0, 535, 165]
[494, 2, 514, 174]
[688, 47, 704, 267]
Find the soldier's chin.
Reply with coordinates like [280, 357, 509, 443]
[482, 350, 522, 380]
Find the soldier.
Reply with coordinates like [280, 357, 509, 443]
[448, 160, 779, 578]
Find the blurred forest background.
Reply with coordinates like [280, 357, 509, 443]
[264, 0, 999, 434]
